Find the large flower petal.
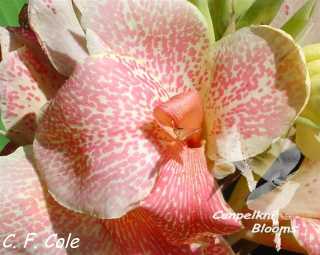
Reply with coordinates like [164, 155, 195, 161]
[105, 208, 194, 255]
[105, 207, 235, 255]
[83, 0, 211, 93]
[141, 144, 241, 244]
[34, 54, 177, 219]
[292, 216, 320, 255]
[0, 147, 114, 255]
[205, 26, 309, 161]
[0, 47, 64, 145]
[28, 0, 88, 76]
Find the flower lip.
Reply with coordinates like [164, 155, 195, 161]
[153, 89, 204, 147]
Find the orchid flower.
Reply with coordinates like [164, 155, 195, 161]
[0, 0, 311, 254]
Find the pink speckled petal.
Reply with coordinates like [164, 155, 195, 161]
[0, 47, 64, 145]
[34, 54, 174, 219]
[205, 26, 309, 161]
[141, 144, 241, 245]
[83, 0, 211, 93]
[0, 147, 115, 255]
[29, 0, 88, 76]
[105, 208, 235, 255]
[292, 217, 320, 255]
[105, 208, 195, 255]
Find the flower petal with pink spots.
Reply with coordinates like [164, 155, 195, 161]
[0, 47, 64, 145]
[105, 208, 195, 255]
[34, 54, 177, 219]
[105, 207, 235, 255]
[141, 144, 241, 245]
[28, 0, 88, 76]
[83, 0, 211, 93]
[205, 26, 309, 161]
[292, 217, 320, 255]
[0, 147, 115, 255]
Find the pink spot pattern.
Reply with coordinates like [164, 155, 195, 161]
[34, 55, 173, 219]
[141, 144, 241, 244]
[292, 217, 320, 255]
[105, 208, 236, 255]
[0, 147, 114, 255]
[105, 208, 195, 254]
[0, 47, 63, 145]
[205, 26, 308, 160]
[41, 0, 57, 14]
[84, 0, 211, 94]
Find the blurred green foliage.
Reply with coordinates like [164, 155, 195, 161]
[282, 0, 317, 39]
[0, 0, 27, 27]
[236, 0, 284, 29]
[0, 114, 9, 151]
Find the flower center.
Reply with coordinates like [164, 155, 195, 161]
[153, 90, 203, 148]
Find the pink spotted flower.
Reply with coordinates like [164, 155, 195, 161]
[0, 0, 310, 254]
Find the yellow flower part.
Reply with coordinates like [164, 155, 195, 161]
[296, 43, 320, 160]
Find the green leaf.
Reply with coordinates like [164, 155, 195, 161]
[0, 113, 9, 151]
[0, 0, 27, 27]
[0, 116, 5, 131]
[236, 0, 284, 29]
[281, 0, 317, 40]
[0, 134, 9, 152]
[233, 0, 255, 17]
[208, 0, 233, 40]
[189, 0, 215, 42]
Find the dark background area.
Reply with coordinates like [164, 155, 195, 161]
[252, 245, 303, 255]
